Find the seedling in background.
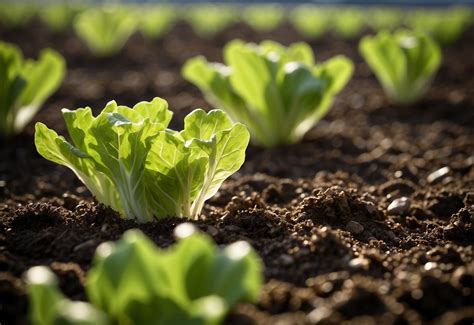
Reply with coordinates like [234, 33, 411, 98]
[185, 5, 237, 39]
[407, 8, 472, 46]
[74, 6, 136, 57]
[0, 41, 65, 138]
[39, 3, 83, 33]
[137, 5, 176, 40]
[368, 8, 403, 31]
[359, 30, 441, 105]
[0, 3, 36, 28]
[242, 5, 284, 32]
[26, 226, 263, 325]
[35, 98, 249, 222]
[290, 5, 330, 39]
[183, 40, 353, 148]
[332, 8, 366, 39]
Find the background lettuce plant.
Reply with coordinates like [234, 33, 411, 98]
[0, 41, 65, 138]
[137, 5, 176, 40]
[242, 5, 284, 32]
[183, 40, 353, 148]
[74, 6, 136, 57]
[185, 5, 237, 39]
[290, 6, 330, 39]
[35, 98, 249, 222]
[359, 30, 442, 105]
[407, 8, 472, 46]
[26, 225, 263, 325]
[39, 3, 83, 33]
[0, 3, 36, 28]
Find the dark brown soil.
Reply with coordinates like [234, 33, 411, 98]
[1, 18, 473, 325]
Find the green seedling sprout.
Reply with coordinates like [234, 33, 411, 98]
[359, 30, 442, 105]
[0, 41, 65, 138]
[183, 40, 353, 148]
[26, 226, 263, 325]
[35, 98, 249, 222]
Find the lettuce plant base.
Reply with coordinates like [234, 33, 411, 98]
[1, 20, 473, 324]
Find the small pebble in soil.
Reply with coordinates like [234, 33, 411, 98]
[348, 257, 370, 270]
[387, 197, 411, 216]
[346, 221, 364, 234]
[427, 166, 451, 184]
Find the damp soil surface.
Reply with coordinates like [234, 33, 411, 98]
[1, 20, 473, 324]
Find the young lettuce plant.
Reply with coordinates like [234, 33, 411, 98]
[359, 30, 442, 105]
[0, 3, 36, 28]
[0, 41, 65, 138]
[137, 5, 176, 40]
[183, 40, 353, 148]
[407, 8, 472, 46]
[290, 5, 330, 39]
[34, 98, 249, 222]
[332, 8, 366, 39]
[39, 3, 83, 33]
[26, 225, 263, 325]
[185, 5, 237, 39]
[242, 5, 284, 32]
[74, 6, 136, 57]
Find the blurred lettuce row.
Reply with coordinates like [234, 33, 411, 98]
[26, 225, 263, 325]
[241, 4, 284, 33]
[0, 2, 36, 27]
[39, 3, 85, 33]
[183, 40, 353, 148]
[359, 30, 442, 105]
[407, 8, 473, 46]
[35, 98, 249, 222]
[184, 4, 238, 39]
[136, 5, 176, 40]
[0, 41, 65, 138]
[73, 5, 137, 57]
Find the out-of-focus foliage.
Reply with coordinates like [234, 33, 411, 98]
[183, 40, 353, 148]
[0, 41, 65, 138]
[242, 4, 284, 32]
[185, 5, 237, 39]
[407, 8, 472, 46]
[27, 226, 263, 325]
[0, 3, 36, 27]
[368, 8, 404, 31]
[35, 98, 249, 221]
[74, 6, 137, 57]
[359, 30, 441, 105]
[332, 8, 366, 39]
[39, 3, 84, 33]
[136, 5, 176, 40]
[290, 5, 330, 39]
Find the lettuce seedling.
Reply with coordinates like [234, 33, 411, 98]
[183, 40, 353, 147]
[368, 8, 403, 31]
[35, 98, 249, 221]
[359, 30, 442, 105]
[74, 6, 136, 57]
[290, 5, 330, 39]
[0, 3, 36, 28]
[137, 5, 176, 40]
[332, 8, 365, 39]
[26, 226, 263, 325]
[185, 5, 237, 39]
[0, 41, 65, 138]
[407, 8, 472, 46]
[242, 5, 284, 32]
[39, 3, 83, 33]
